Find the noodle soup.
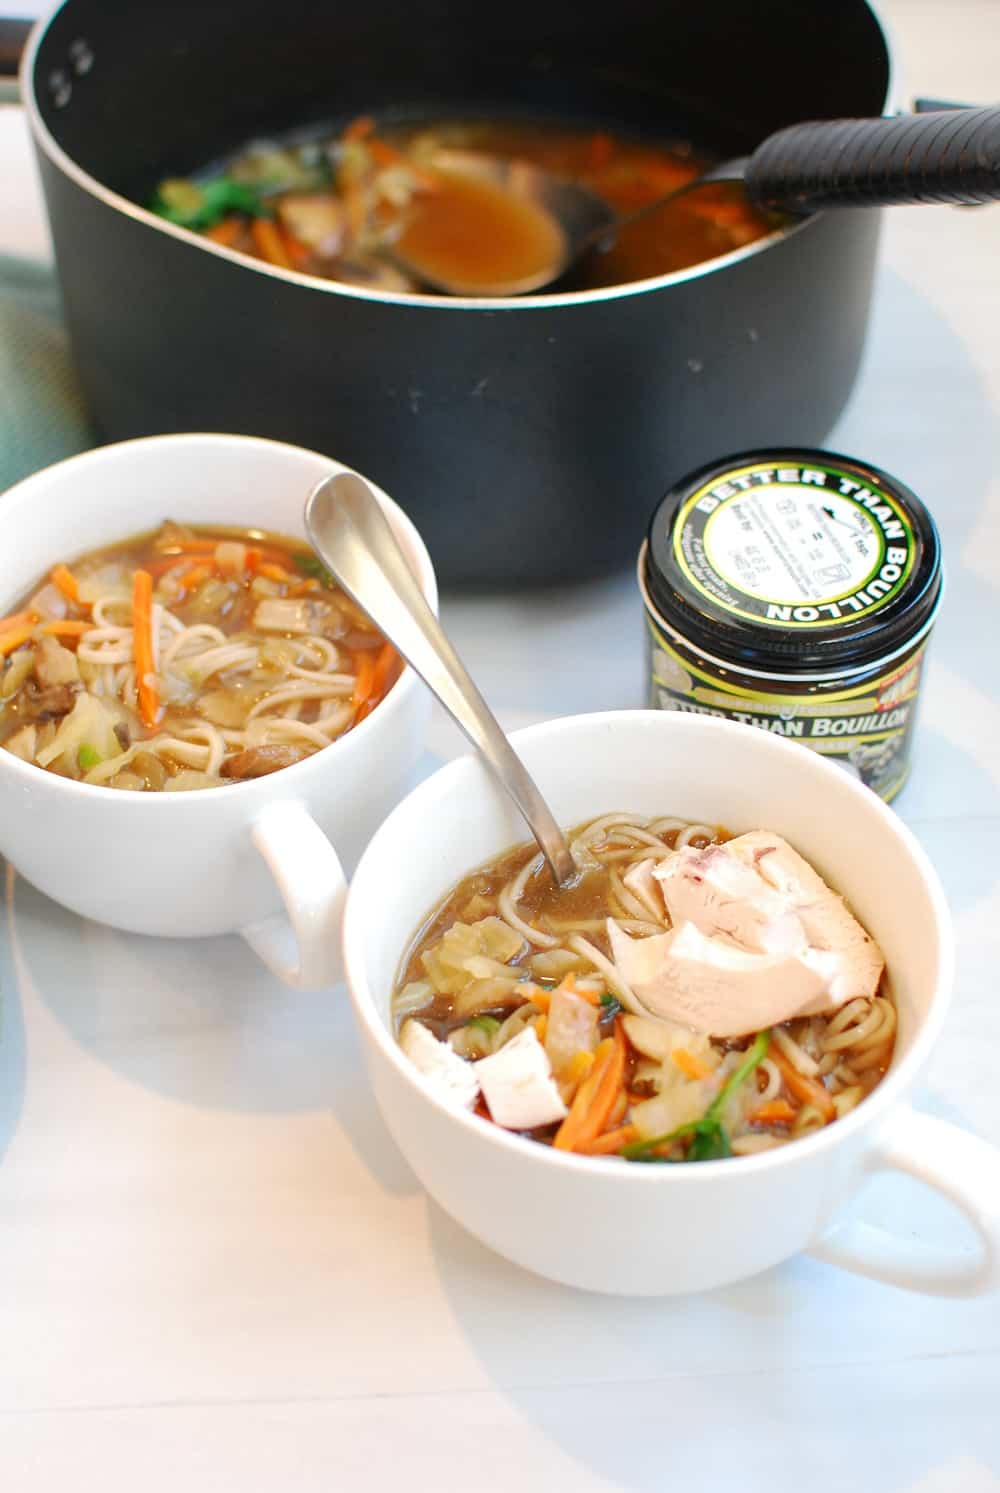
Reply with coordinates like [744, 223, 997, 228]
[393, 813, 895, 1161]
[0, 522, 398, 790]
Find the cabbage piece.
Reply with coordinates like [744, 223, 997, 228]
[421, 916, 524, 994]
[165, 770, 219, 791]
[35, 693, 121, 771]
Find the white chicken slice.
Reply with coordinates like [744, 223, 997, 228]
[622, 857, 667, 922]
[399, 1019, 480, 1111]
[654, 841, 804, 955]
[608, 920, 833, 1038]
[727, 830, 884, 997]
[475, 1026, 568, 1130]
[611, 831, 884, 1036]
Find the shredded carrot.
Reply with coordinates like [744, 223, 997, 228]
[365, 136, 440, 190]
[528, 989, 551, 1012]
[672, 1047, 711, 1081]
[343, 114, 376, 142]
[206, 215, 243, 246]
[771, 1046, 836, 1123]
[131, 569, 159, 729]
[50, 564, 81, 604]
[553, 973, 602, 1006]
[0, 625, 35, 657]
[0, 610, 38, 635]
[245, 547, 263, 574]
[578, 1124, 637, 1156]
[562, 1049, 596, 1088]
[355, 641, 397, 722]
[251, 217, 293, 270]
[279, 224, 311, 269]
[351, 651, 377, 710]
[589, 132, 615, 169]
[40, 619, 91, 638]
[533, 1014, 548, 1045]
[608, 1088, 628, 1126]
[751, 1098, 798, 1126]
[180, 564, 212, 590]
[256, 560, 293, 584]
[554, 1018, 627, 1153]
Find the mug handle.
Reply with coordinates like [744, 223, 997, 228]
[808, 1105, 1000, 1296]
[239, 801, 348, 990]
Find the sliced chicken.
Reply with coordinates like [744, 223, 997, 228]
[622, 857, 666, 922]
[609, 920, 834, 1038]
[612, 831, 884, 1036]
[654, 841, 804, 956]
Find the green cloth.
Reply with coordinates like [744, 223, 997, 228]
[0, 254, 94, 491]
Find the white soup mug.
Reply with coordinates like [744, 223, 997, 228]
[340, 710, 1000, 1296]
[0, 432, 435, 990]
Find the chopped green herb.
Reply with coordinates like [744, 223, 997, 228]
[468, 1016, 501, 1036]
[292, 552, 336, 588]
[150, 175, 267, 231]
[77, 743, 102, 771]
[621, 1028, 772, 1165]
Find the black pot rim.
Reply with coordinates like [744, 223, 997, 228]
[21, 0, 892, 314]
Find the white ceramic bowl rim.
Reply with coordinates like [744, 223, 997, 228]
[343, 709, 954, 1182]
[0, 431, 437, 803]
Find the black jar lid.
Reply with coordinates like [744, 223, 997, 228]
[644, 448, 943, 674]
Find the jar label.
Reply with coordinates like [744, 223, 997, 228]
[646, 620, 929, 803]
[674, 462, 917, 628]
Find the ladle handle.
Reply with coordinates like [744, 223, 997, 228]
[745, 106, 1000, 212]
[304, 473, 576, 886]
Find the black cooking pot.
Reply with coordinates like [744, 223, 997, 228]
[16, 0, 891, 585]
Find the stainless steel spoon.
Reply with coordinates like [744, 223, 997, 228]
[304, 471, 578, 887]
[392, 105, 1000, 296]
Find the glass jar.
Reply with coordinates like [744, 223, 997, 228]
[639, 448, 943, 801]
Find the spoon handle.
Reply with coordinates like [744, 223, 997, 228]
[305, 473, 577, 887]
[746, 106, 1000, 212]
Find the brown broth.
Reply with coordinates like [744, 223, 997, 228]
[392, 814, 896, 1159]
[160, 116, 775, 295]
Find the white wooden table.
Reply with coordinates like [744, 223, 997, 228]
[2, 3, 1000, 1487]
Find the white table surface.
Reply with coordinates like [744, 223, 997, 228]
[2, 3, 1000, 1487]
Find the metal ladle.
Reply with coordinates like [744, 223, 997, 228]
[304, 471, 578, 887]
[392, 105, 1000, 296]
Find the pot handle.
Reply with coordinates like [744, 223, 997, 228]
[746, 105, 1000, 212]
[239, 800, 348, 991]
[0, 18, 32, 81]
[807, 1104, 1000, 1296]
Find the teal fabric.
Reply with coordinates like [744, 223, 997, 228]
[0, 254, 94, 492]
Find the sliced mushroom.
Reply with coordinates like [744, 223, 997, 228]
[220, 744, 310, 779]
[25, 682, 79, 721]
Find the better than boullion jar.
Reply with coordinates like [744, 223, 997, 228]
[639, 448, 943, 801]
